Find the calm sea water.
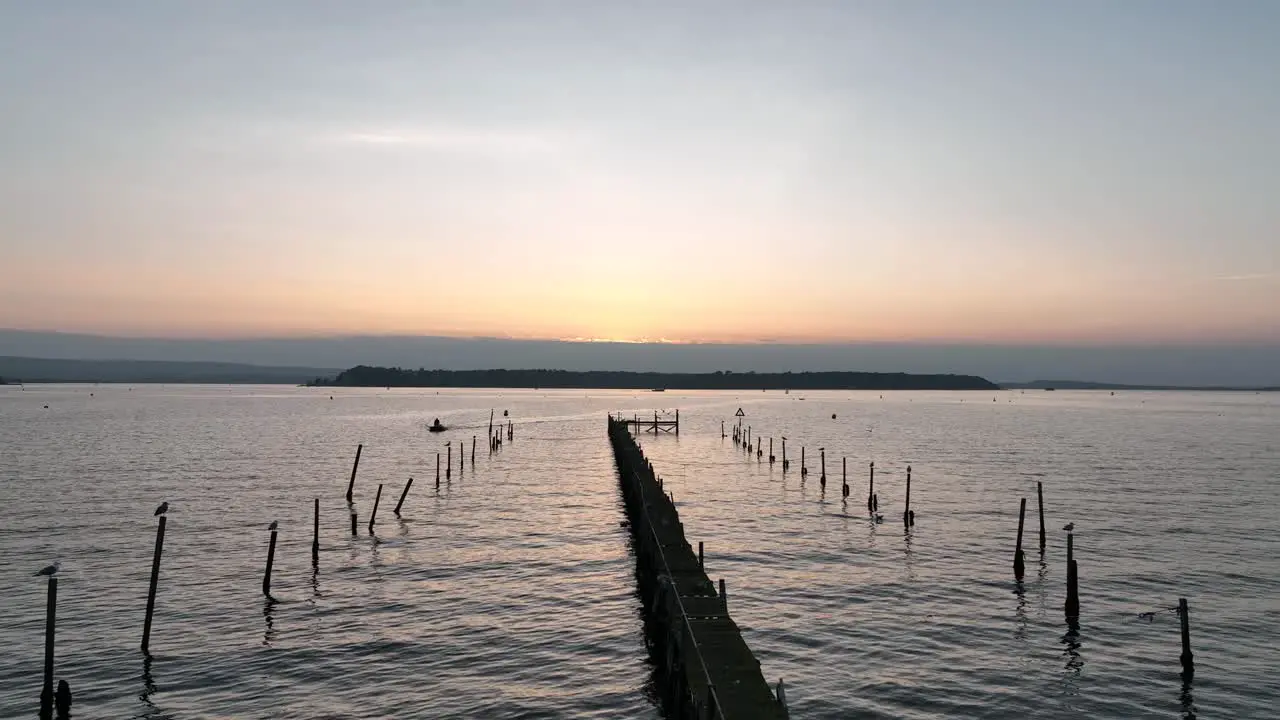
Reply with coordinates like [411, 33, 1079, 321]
[1, 385, 1276, 719]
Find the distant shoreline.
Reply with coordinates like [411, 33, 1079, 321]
[307, 365, 999, 391]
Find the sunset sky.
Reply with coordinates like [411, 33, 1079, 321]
[2, 2, 1277, 344]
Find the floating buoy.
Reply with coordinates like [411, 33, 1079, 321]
[831, 413, 837, 419]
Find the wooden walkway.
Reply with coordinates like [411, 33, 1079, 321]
[608, 416, 787, 720]
[619, 410, 680, 434]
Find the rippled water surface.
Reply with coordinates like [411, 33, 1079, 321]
[1, 386, 1277, 719]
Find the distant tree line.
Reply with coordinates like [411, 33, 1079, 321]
[308, 365, 999, 390]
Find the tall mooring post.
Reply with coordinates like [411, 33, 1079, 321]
[1014, 498, 1027, 580]
[141, 515, 167, 653]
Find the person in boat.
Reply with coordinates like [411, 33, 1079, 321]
[429, 418, 445, 431]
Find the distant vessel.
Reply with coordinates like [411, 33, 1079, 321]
[1045, 388, 1056, 392]
[428, 418, 447, 432]
[651, 388, 666, 392]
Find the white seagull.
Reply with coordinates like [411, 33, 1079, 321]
[35, 562, 60, 577]
[268, 520, 279, 532]
[154, 502, 169, 516]
[1063, 522, 1075, 532]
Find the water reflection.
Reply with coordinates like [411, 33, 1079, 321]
[1060, 621, 1084, 695]
[1180, 675, 1197, 719]
[1013, 582, 1028, 643]
[262, 597, 277, 647]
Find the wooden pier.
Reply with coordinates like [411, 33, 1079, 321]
[620, 410, 680, 434]
[608, 416, 787, 719]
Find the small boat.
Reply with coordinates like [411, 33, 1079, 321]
[428, 418, 447, 432]
[651, 388, 666, 392]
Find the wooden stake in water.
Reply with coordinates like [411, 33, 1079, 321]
[489, 409, 494, 438]
[312, 498, 320, 562]
[345, 443, 362, 503]
[1037, 481, 1046, 553]
[801, 446, 807, 476]
[368, 483, 383, 533]
[868, 461, 875, 510]
[436, 453, 441, 486]
[903, 465, 912, 526]
[350, 510, 357, 537]
[471, 435, 476, 465]
[263, 529, 278, 596]
[698, 541, 704, 570]
[394, 478, 414, 515]
[1014, 497, 1027, 580]
[141, 516, 167, 653]
[819, 448, 826, 487]
[41, 577, 57, 716]
[1065, 533, 1079, 619]
[1179, 597, 1194, 675]
[769, 437, 775, 464]
[719, 578, 727, 612]
[447, 444, 452, 479]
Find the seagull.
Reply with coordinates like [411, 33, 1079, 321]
[154, 502, 169, 516]
[268, 520, 279, 532]
[35, 562, 60, 577]
[1063, 523, 1075, 532]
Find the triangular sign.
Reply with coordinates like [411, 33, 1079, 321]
[735, 408, 745, 416]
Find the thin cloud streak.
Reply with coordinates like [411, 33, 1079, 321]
[1213, 273, 1276, 282]
[334, 129, 559, 155]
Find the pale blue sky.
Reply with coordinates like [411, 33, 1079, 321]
[1, 1, 1277, 342]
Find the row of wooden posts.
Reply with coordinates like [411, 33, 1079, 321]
[724, 413, 1195, 679]
[39, 424, 516, 717]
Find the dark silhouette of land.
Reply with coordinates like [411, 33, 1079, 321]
[309, 365, 999, 390]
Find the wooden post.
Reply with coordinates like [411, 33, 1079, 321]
[721, 420, 725, 438]
[782, 438, 788, 469]
[141, 516, 167, 653]
[820, 448, 826, 485]
[719, 578, 727, 612]
[698, 541, 704, 570]
[368, 483, 383, 532]
[394, 478, 414, 515]
[801, 446, 806, 475]
[460, 441, 464, 472]
[903, 465, 912, 526]
[41, 577, 56, 716]
[1066, 557, 1080, 619]
[868, 461, 875, 510]
[263, 529, 278, 596]
[1014, 498, 1026, 580]
[350, 509, 357, 536]
[1179, 597, 1194, 675]
[436, 453, 441, 486]
[447, 444, 452, 479]
[489, 409, 494, 438]
[655, 411, 659, 434]
[675, 409, 679, 435]
[345, 443, 362, 503]
[769, 437, 774, 463]
[1037, 481, 1046, 552]
[1067, 531, 1073, 564]
[312, 498, 320, 561]
[471, 435, 476, 465]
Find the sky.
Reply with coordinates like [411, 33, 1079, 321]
[1, 1, 1278, 345]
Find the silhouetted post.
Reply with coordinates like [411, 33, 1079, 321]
[868, 461, 875, 510]
[312, 498, 320, 561]
[719, 578, 727, 612]
[769, 437, 774, 463]
[141, 515, 167, 653]
[471, 435, 476, 465]
[801, 446, 806, 475]
[263, 528, 278, 596]
[675, 409, 679, 435]
[368, 483, 383, 532]
[394, 478, 414, 515]
[1067, 531, 1073, 564]
[842, 457, 849, 497]
[721, 420, 725, 438]
[345, 443, 363, 503]
[782, 438, 788, 469]
[41, 577, 57, 716]
[655, 411, 659, 435]
[1037, 482, 1046, 552]
[460, 441, 464, 472]
[447, 444, 452, 479]
[436, 453, 441, 485]
[1014, 498, 1027, 580]
[903, 465, 912, 526]
[820, 448, 826, 485]
[350, 509, 357, 536]
[698, 541, 704, 570]
[1065, 556, 1080, 619]
[489, 409, 494, 438]
[1179, 598, 1194, 675]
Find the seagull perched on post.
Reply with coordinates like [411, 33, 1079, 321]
[268, 520, 279, 532]
[35, 562, 60, 577]
[1063, 522, 1075, 532]
[154, 501, 169, 516]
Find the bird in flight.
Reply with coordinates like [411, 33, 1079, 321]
[35, 562, 60, 577]
[1063, 523, 1075, 532]
[154, 502, 169, 516]
[268, 520, 279, 532]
